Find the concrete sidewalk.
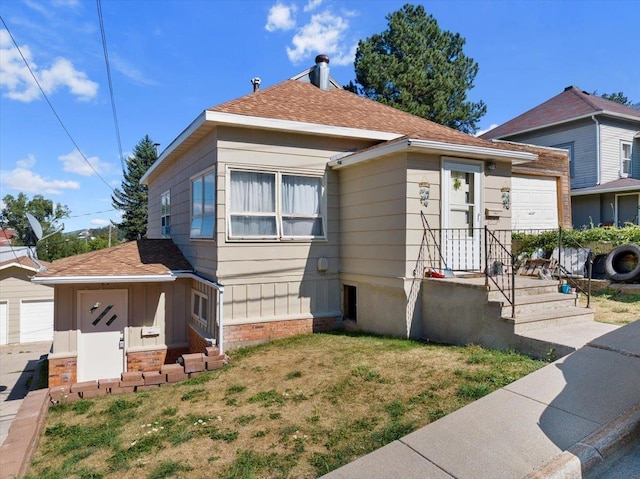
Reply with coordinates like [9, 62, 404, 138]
[0, 342, 51, 446]
[323, 321, 640, 479]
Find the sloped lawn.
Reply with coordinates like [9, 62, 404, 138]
[27, 332, 545, 479]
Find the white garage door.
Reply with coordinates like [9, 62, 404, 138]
[0, 302, 7, 345]
[511, 176, 559, 230]
[20, 299, 54, 343]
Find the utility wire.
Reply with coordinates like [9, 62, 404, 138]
[0, 16, 115, 193]
[96, 0, 126, 172]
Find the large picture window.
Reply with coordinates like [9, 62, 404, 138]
[229, 169, 324, 240]
[191, 170, 216, 239]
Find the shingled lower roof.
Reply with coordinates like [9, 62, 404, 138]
[481, 86, 640, 140]
[0, 255, 50, 272]
[34, 239, 192, 281]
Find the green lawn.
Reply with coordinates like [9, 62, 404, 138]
[27, 332, 545, 479]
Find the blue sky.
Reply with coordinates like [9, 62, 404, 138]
[1, 0, 639, 232]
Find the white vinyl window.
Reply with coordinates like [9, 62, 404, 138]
[161, 191, 170, 238]
[191, 169, 216, 239]
[229, 170, 325, 240]
[621, 142, 632, 178]
[191, 290, 208, 327]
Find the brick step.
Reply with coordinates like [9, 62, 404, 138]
[505, 306, 595, 333]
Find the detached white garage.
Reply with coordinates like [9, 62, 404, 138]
[511, 175, 559, 230]
[0, 302, 7, 345]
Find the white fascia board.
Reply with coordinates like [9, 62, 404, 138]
[494, 111, 640, 139]
[0, 262, 38, 273]
[328, 138, 537, 169]
[571, 185, 640, 196]
[141, 111, 208, 185]
[32, 274, 177, 285]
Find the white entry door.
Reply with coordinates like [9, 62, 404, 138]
[78, 290, 128, 381]
[442, 161, 482, 271]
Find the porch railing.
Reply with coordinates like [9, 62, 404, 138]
[485, 227, 516, 318]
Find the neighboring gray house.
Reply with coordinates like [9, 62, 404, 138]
[481, 86, 640, 228]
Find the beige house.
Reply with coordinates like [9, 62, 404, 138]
[0, 255, 53, 345]
[34, 56, 572, 386]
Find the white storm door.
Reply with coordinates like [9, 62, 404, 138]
[0, 302, 7, 345]
[442, 161, 482, 271]
[78, 290, 128, 382]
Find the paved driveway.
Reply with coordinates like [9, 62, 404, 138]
[0, 342, 51, 445]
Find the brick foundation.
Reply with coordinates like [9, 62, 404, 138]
[166, 345, 190, 364]
[223, 316, 341, 349]
[48, 356, 77, 388]
[127, 349, 167, 372]
[188, 324, 213, 353]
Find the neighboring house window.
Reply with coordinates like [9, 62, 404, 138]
[554, 143, 575, 178]
[621, 142, 632, 178]
[191, 169, 216, 239]
[191, 290, 208, 327]
[229, 170, 325, 239]
[161, 191, 170, 237]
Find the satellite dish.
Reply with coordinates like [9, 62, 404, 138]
[26, 212, 43, 241]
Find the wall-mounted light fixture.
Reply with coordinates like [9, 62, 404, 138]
[501, 186, 511, 209]
[487, 161, 497, 171]
[419, 181, 431, 208]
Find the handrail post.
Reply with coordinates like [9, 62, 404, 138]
[558, 226, 563, 286]
[484, 225, 489, 288]
[511, 249, 516, 319]
[587, 251, 592, 308]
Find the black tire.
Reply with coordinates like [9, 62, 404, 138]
[605, 243, 640, 282]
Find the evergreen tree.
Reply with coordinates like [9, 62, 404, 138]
[111, 135, 158, 241]
[597, 91, 632, 106]
[345, 4, 486, 134]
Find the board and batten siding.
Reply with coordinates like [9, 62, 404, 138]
[0, 266, 53, 344]
[599, 118, 640, 183]
[50, 280, 190, 357]
[507, 119, 597, 189]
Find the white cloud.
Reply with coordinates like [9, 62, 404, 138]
[0, 29, 98, 103]
[90, 218, 110, 226]
[59, 150, 112, 177]
[266, 3, 297, 32]
[286, 11, 354, 65]
[0, 167, 80, 194]
[475, 123, 499, 137]
[304, 0, 322, 12]
[111, 54, 158, 86]
[17, 154, 37, 168]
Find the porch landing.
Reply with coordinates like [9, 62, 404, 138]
[421, 275, 618, 359]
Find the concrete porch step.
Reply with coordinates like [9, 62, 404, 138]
[506, 292, 578, 316]
[488, 280, 559, 301]
[505, 306, 595, 333]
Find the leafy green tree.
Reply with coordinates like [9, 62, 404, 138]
[111, 135, 158, 241]
[598, 91, 632, 106]
[345, 4, 486, 134]
[0, 193, 69, 245]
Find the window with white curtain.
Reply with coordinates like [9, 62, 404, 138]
[229, 169, 325, 239]
[191, 169, 216, 239]
[161, 191, 170, 237]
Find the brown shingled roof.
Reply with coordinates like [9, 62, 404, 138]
[36, 239, 192, 278]
[211, 80, 505, 150]
[481, 86, 640, 140]
[0, 255, 49, 271]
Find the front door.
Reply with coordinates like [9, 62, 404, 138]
[442, 161, 482, 271]
[78, 290, 127, 381]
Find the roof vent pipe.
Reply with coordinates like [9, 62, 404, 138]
[314, 54, 330, 90]
[251, 77, 261, 92]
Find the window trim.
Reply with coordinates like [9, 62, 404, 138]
[226, 167, 327, 242]
[190, 167, 216, 240]
[191, 290, 209, 328]
[553, 142, 575, 178]
[161, 190, 171, 238]
[620, 141, 632, 178]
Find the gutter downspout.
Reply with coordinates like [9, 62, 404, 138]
[174, 271, 225, 355]
[591, 115, 601, 185]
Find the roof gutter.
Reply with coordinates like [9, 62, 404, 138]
[571, 184, 640, 196]
[592, 115, 601, 185]
[174, 271, 225, 355]
[328, 138, 537, 169]
[31, 274, 177, 285]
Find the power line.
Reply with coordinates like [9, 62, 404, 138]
[96, 0, 126, 172]
[68, 208, 118, 218]
[0, 15, 115, 193]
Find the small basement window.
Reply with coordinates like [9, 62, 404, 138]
[343, 285, 357, 322]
